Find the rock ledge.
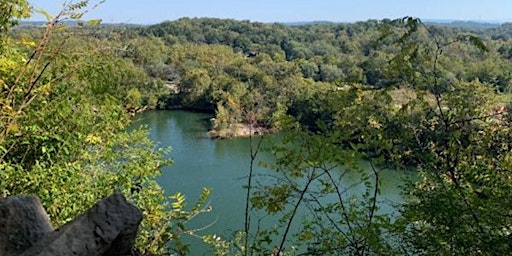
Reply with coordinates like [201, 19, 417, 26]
[0, 193, 142, 256]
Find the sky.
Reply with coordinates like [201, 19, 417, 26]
[27, 0, 512, 25]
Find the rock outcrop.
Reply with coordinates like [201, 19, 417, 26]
[0, 193, 142, 256]
[0, 196, 54, 256]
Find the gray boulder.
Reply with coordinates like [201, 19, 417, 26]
[0, 195, 54, 256]
[18, 193, 142, 256]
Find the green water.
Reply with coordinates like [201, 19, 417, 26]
[132, 110, 411, 254]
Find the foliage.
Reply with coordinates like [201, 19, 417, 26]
[245, 127, 397, 255]
[389, 19, 512, 255]
[7, 7, 512, 255]
[345, 18, 512, 255]
[223, 17, 512, 255]
[14, 16, 512, 133]
[0, 2, 215, 255]
[131, 17, 512, 135]
[0, 0, 31, 43]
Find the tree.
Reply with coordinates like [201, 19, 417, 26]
[0, 2, 214, 255]
[237, 121, 397, 255]
[233, 17, 512, 256]
[180, 67, 212, 107]
[0, 0, 30, 39]
[369, 18, 512, 255]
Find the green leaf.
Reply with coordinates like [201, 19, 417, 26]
[35, 8, 53, 21]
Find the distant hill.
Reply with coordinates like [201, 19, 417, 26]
[20, 18, 508, 32]
[424, 19, 501, 31]
[18, 20, 145, 28]
[424, 19, 504, 24]
[283, 21, 337, 26]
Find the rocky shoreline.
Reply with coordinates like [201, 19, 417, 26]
[208, 123, 271, 139]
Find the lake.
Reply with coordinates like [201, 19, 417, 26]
[132, 110, 411, 255]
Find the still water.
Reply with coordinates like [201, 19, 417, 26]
[132, 110, 411, 254]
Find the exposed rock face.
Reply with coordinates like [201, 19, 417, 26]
[0, 196, 54, 256]
[0, 193, 142, 256]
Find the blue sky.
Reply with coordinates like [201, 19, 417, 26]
[28, 0, 512, 24]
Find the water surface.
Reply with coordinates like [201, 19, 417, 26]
[132, 110, 412, 254]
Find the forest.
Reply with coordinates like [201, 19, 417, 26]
[2, 0, 512, 255]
